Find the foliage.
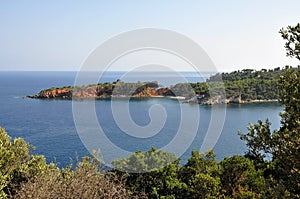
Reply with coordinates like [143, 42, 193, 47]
[239, 23, 300, 198]
[112, 147, 178, 173]
[0, 127, 48, 198]
[0, 128, 141, 198]
[15, 157, 137, 199]
[239, 68, 300, 198]
[112, 147, 184, 199]
[170, 83, 195, 98]
[280, 23, 300, 60]
[112, 149, 270, 199]
[0, 125, 296, 198]
[190, 67, 285, 101]
[219, 155, 266, 198]
[179, 150, 221, 199]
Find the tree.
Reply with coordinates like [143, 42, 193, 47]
[0, 128, 49, 198]
[280, 23, 300, 61]
[239, 23, 300, 197]
[112, 147, 178, 173]
[219, 155, 266, 198]
[112, 147, 185, 199]
[273, 68, 300, 194]
[179, 150, 221, 199]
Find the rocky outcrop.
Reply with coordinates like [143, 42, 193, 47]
[157, 88, 175, 96]
[226, 95, 243, 104]
[73, 87, 99, 98]
[195, 95, 277, 105]
[134, 87, 158, 97]
[27, 82, 176, 99]
[28, 88, 73, 99]
[197, 95, 227, 105]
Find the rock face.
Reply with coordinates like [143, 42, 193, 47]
[226, 95, 243, 104]
[190, 94, 245, 105]
[73, 87, 99, 98]
[157, 88, 175, 96]
[199, 95, 226, 105]
[134, 87, 158, 97]
[28, 88, 73, 99]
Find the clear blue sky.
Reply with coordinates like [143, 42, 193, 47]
[0, 0, 299, 71]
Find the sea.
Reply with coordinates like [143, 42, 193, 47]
[0, 71, 283, 167]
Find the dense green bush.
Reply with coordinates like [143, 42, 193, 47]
[0, 128, 48, 198]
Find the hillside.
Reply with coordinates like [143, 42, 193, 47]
[187, 67, 288, 104]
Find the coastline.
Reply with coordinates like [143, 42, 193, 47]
[27, 93, 278, 105]
[242, 99, 278, 103]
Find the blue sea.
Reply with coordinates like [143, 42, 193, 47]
[0, 71, 282, 167]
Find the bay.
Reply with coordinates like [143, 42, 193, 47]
[0, 71, 282, 167]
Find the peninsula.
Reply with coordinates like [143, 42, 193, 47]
[27, 67, 288, 104]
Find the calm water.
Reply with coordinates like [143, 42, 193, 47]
[0, 71, 283, 167]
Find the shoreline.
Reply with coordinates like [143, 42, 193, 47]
[26, 94, 278, 105]
[242, 99, 278, 103]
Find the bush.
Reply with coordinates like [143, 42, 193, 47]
[0, 127, 48, 198]
[15, 157, 138, 199]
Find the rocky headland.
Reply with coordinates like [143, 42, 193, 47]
[27, 82, 177, 100]
[28, 68, 289, 104]
[27, 80, 278, 105]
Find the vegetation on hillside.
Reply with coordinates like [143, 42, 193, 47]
[30, 68, 293, 103]
[178, 67, 287, 101]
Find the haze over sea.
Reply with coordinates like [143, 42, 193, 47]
[0, 71, 282, 167]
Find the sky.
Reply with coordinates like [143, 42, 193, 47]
[0, 0, 300, 72]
